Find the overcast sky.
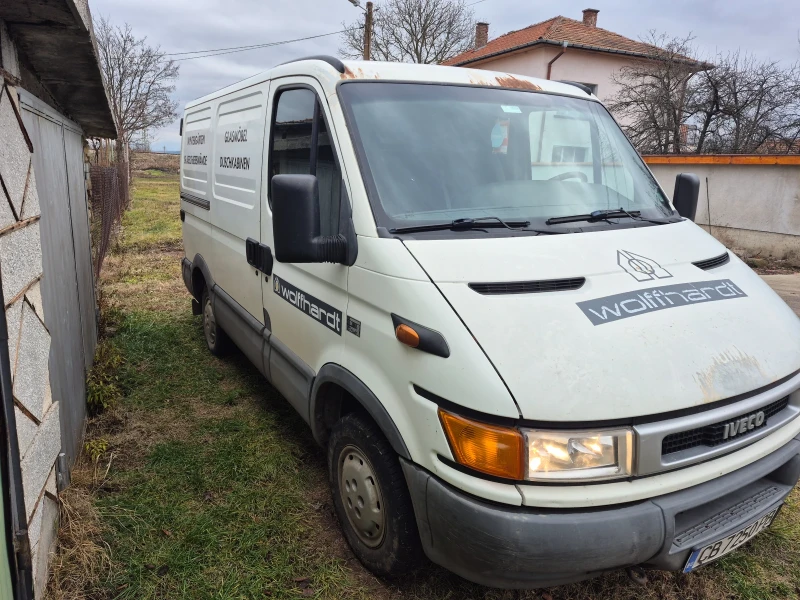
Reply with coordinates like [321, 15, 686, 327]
[89, 0, 799, 151]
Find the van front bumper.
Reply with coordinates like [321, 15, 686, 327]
[401, 435, 800, 589]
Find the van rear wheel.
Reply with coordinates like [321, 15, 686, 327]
[328, 412, 423, 577]
[201, 287, 231, 356]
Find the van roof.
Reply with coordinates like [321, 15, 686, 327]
[184, 57, 594, 109]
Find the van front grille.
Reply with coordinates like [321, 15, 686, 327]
[693, 252, 730, 270]
[468, 277, 585, 295]
[662, 397, 789, 456]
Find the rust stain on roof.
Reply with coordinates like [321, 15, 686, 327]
[340, 67, 379, 80]
[494, 75, 542, 90]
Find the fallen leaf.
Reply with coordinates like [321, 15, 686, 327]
[156, 565, 169, 577]
[162, 529, 172, 537]
[293, 577, 311, 584]
[541, 594, 553, 600]
[144, 563, 156, 571]
[301, 589, 314, 597]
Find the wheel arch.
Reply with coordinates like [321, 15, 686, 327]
[189, 253, 214, 301]
[310, 363, 410, 460]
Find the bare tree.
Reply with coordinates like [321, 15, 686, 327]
[700, 52, 800, 153]
[606, 32, 707, 154]
[94, 17, 179, 164]
[340, 0, 475, 64]
[609, 32, 800, 154]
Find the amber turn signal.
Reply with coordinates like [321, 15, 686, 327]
[395, 324, 420, 348]
[438, 409, 524, 480]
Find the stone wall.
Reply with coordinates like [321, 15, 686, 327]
[0, 18, 60, 598]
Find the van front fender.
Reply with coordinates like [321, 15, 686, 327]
[310, 363, 410, 460]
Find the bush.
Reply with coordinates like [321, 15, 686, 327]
[86, 340, 123, 416]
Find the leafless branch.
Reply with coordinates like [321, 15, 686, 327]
[339, 0, 475, 64]
[94, 16, 179, 149]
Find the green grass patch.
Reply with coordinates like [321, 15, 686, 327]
[121, 174, 182, 251]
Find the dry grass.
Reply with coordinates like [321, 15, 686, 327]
[44, 459, 111, 600]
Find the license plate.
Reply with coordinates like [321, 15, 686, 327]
[683, 506, 781, 573]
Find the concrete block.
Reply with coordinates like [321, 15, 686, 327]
[41, 380, 52, 419]
[0, 90, 30, 215]
[24, 281, 45, 323]
[0, 185, 14, 230]
[15, 406, 37, 458]
[6, 298, 23, 372]
[21, 168, 40, 219]
[21, 402, 60, 520]
[32, 495, 58, 600]
[13, 303, 50, 421]
[0, 220, 43, 305]
[45, 467, 56, 498]
[27, 494, 44, 557]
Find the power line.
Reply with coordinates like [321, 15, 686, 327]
[168, 30, 347, 62]
[165, 0, 489, 62]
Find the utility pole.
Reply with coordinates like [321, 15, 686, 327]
[363, 1, 374, 61]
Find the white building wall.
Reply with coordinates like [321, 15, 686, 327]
[0, 18, 60, 598]
[467, 46, 644, 114]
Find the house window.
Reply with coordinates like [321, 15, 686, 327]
[552, 145, 587, 163]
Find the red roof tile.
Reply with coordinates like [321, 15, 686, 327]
[444, 16, 675, 66]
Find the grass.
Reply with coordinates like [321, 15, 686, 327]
[120, 171, 182, 251]
[46, 172, 800, 599]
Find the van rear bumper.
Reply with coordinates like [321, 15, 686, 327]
[401, 435, 800, 589]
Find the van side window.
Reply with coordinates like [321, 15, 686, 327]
[271, 87, 342, 236]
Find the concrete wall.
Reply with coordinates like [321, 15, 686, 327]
[0, 18, 60, 598]
[468, 46, 640, 104]
[646, 157, 800, 260]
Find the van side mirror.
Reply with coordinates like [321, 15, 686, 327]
[672, 173, 700, 221]
[272, 174, 348, 264]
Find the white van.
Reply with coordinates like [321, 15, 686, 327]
[180, 57, 800, 588]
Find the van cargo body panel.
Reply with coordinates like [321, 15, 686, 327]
[405, 221, 800, 421]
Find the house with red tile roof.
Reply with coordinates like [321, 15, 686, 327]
[444, 9, 693, 103]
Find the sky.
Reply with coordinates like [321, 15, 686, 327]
[88, 0, 800, 151]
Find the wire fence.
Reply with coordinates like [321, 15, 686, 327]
[90, 162, 129, 278]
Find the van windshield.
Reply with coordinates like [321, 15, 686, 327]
[338, 82, 676, 233]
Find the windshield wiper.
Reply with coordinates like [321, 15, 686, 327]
[546, 209, 639, 225]
[544, 207, 683, 226]
[389, 216, 558, 235]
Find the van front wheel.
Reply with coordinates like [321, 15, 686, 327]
[328, 412, 423, 577]
[201, 287, 231, 356]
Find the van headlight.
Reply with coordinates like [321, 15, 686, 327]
[438, 409, 633, 482]
[523, 428, 634, 481]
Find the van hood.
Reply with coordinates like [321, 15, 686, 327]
[404, 221, 800, 421]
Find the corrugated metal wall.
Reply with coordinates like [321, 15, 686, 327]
[19, 90, 97, 466]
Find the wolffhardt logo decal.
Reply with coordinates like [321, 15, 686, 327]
[577, 279, 747, 326]
[273, 275, 342, 335]
[617, 250, 672, 282]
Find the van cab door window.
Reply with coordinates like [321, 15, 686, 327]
[270, 87, 342, 236]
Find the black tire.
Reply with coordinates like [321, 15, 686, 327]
[328, 412, 424, 577]
[200, 287, 231, 356]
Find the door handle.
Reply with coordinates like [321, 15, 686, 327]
[246, 237, 274, 276]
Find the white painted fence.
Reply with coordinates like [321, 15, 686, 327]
[645, 156, 800, 260]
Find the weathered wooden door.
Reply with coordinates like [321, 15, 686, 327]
[19, 90, 97, 466]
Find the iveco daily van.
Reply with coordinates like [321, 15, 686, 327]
[180, 57, 800, 588]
